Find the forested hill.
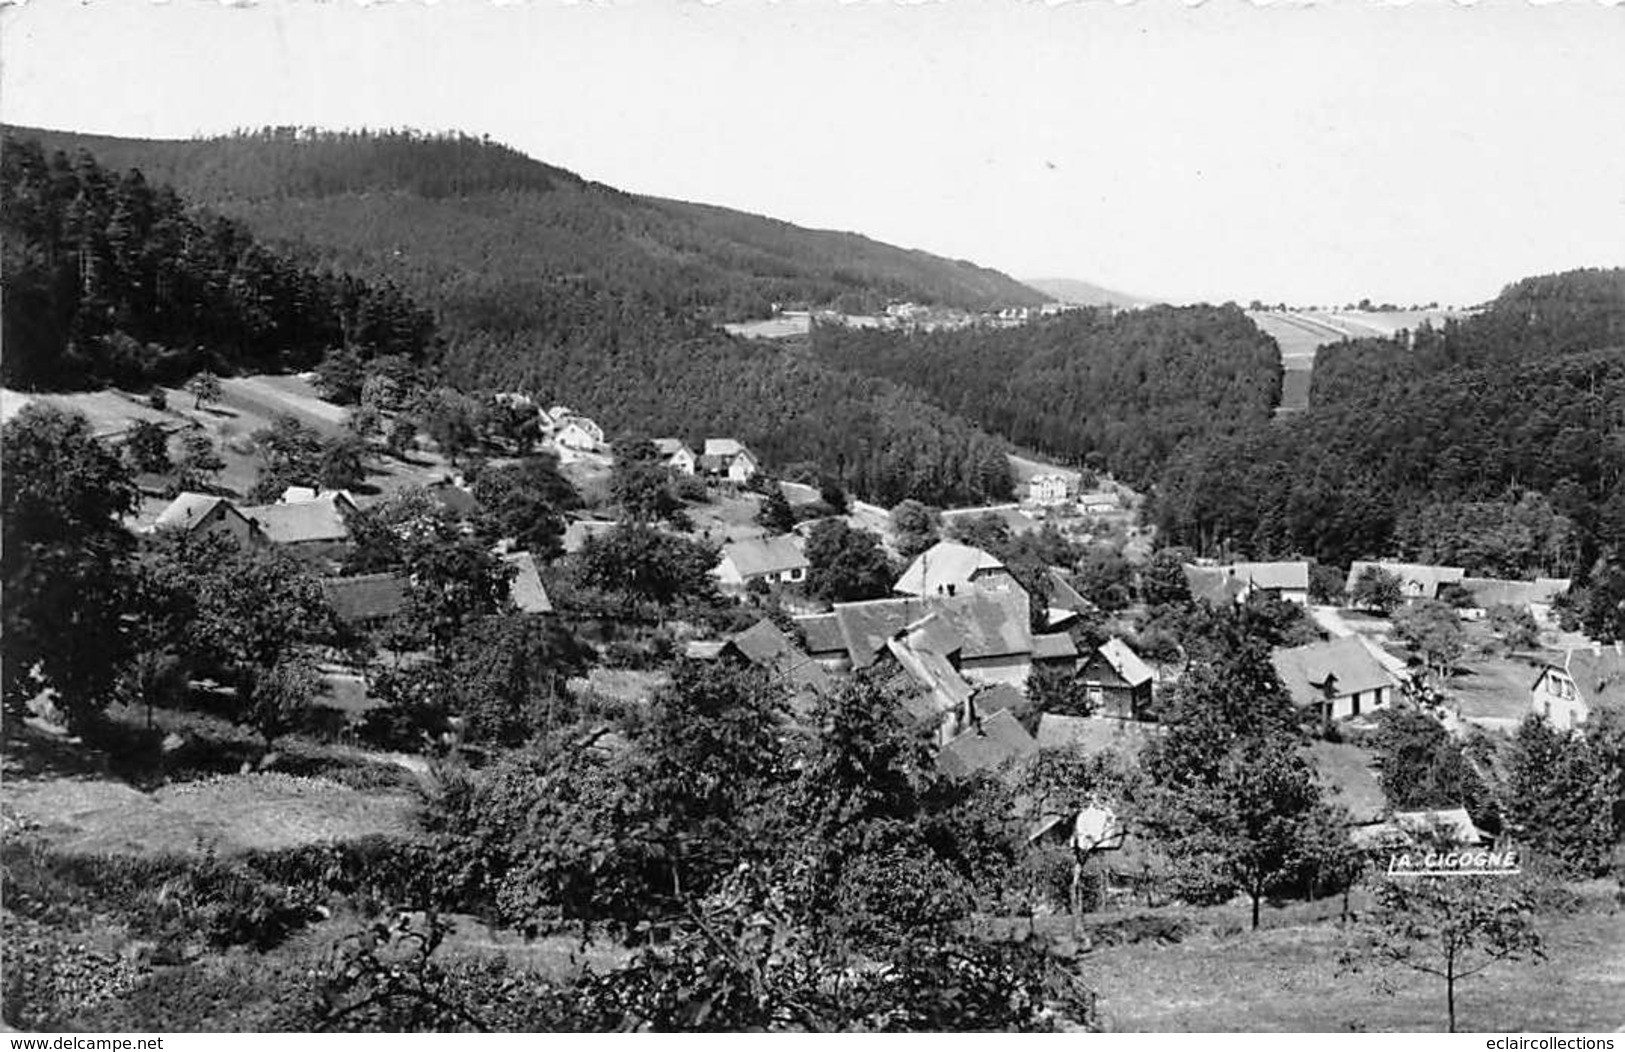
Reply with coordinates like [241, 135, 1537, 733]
[1153, 267, 1625, 640]
[810, 305, 1282, 488]
[0, 127, 1017, 507]
[4, 125, 1045, 319]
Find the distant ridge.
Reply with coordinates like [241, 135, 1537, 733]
[5, 124, 1046, 318]
[1022, 277, 1148, 308]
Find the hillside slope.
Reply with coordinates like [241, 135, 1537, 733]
[1022, 277, 1147, 308]
[6, 126, 1045, 320]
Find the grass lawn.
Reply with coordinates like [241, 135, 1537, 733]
[1074, 902, 1625, 1032]
[1450, 651, 1543, 722]
[1308, 739, 1386, 823]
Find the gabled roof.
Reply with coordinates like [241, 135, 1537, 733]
[1271, 635, 1398, 705]
[241, 492, 355, 544]
[794, 613, 846, 656]
[154, 492, 233, 532]
[937, 709, 1039, 779]
[1347, 561, 1465, 600]
[1097, 637, 1154, 688]
[886, 633, 974, 721]
[704, 438, 749, 458]
[1032, 632, 1079, 661]
[1047, 568, 1092, 614]
[1461, 577, 1571, 610]
[1352, 807, 1486, 849]
[831, 590, 1032, 670]
[1220, 561, 1310, 592]
[653, 438, 692, 457]
[893, 540, 1008, 597]
[501, 551, 554, 614]
[1035, 713, 1156, 754]
[729, 618, 833, 704]
[321, 573, 408, 623]
[1541, 645, 1625, 713]
[718, 534, 807, 579]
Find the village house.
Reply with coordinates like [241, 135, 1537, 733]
[803, 588, 1036, 689]
[1183, 563, 1250, 608]
[687, 618, 832, 720]
[700, 439, 759, 484]
[1043, 568, 1097, 631]
[652, 438, 697, 476]
[1530, 643, 1625, 731]
[151, 492, 265, 547]
[1077, 491, 1121, 514]
[1271, 635, 1400, 721]
[240, 491, 358, 551]
[893, 540, 1022, 599]
[1346, 560, 1466, 603]
[1027, 473, 1071, 506]
[1078, 637, 1156, 720]
[554, 416, 605, 453]
[1217, 561, 1311, 605]
[713, 534, 808, 589]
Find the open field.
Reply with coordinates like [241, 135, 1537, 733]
[1248, 309, 1473, 412]
[1074, 902, 1625, 1032]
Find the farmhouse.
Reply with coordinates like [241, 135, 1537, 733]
[1271, 635, 1399, 721]
[554, 417, 605, 453]
[1182, 564, 1250, 608]
[652, 438, 697, 476]
[1078, 491, 1121, 514]
[1027, 473, 1071, 506]
[151, 492, 265, 547]
[713, 534, 808, 588]
[1530, 644, 1625, 731]
[240, 491, 357, 548]
[1218, 561, 1310, 605]
[1346, 561, 1466, 603]
[893, 540, 1021, 599]
[700, 439, 759, 484]
[1078, 637, 1156, 720]
[812, 588, 1035, 688]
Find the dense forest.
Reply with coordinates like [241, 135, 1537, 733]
[5, 126, 1045, 320]
[1153, 268, 1625, 637]
[0, 134, 435, 390]
[811, 305, 1282, 486]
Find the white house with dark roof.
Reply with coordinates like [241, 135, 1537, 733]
[700, 439, 759, 484]
[1214, 561, 1311, 605]
[713, 534, 808, 588]
[1531, 643, 1625, 731]
[652, 438, 697, 476]
[1272, 635, 1400, 720]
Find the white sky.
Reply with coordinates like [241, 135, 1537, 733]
[3, 0, 1623, 306]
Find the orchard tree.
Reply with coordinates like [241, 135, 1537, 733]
[804, 519, 894, 603]
[889, 499, 940, 561]
[186, 370, 223, 410]
[1359, 875, 1543, 1032]
[318, 434, 368, 491]
[757, 484, 797, 535]
[575, 523, 720, 615]
[125, 420, 171, 474]
[2, 406, 137, 730]
[1487, 603, 1540, 650]
[1503, 715, 1615, 876]
[174, 432, 224, 491]
[472, 454, 577, 558]
[1391, 599, 1465, 679]
[1350, 566, 1405, 614]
